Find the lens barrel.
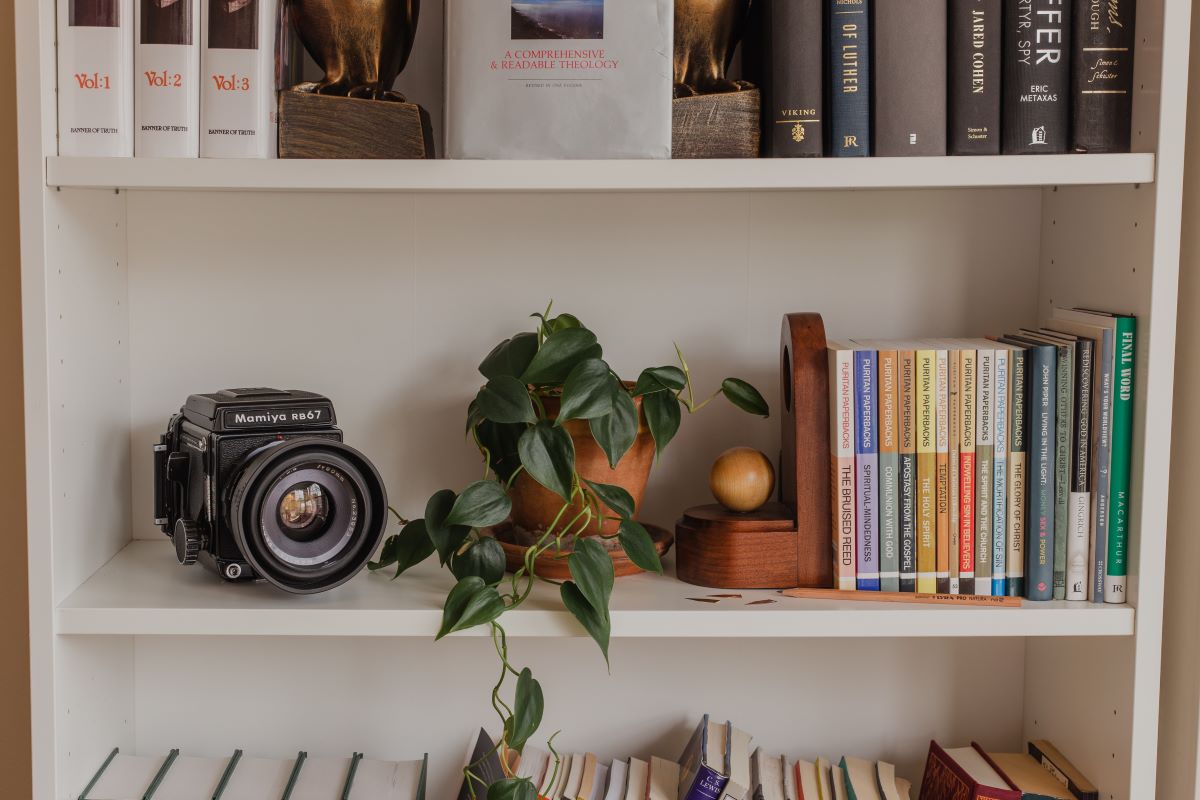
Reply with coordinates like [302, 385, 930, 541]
[228, 439, 387, 593]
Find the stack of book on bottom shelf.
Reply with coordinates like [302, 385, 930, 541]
[78, 748, 427, 799]
[458, 715, 1097, 800]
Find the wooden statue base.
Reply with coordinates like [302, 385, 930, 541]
[484, 522, 674, 580]
[278, 91, 435, 159]
[672, 88, 761, 159]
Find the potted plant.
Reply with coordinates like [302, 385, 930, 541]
[371, 305, 768, 798]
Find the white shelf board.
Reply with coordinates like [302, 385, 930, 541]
[45, 154, 1157, 193]
[56, 541, 1135, 638]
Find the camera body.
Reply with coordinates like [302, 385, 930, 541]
[154, 388, 388, 593]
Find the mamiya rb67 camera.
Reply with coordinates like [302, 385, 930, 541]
[154, 388, 388, 593]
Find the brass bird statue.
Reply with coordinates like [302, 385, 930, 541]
[286, 0, 419, 101]
[673, 0, 754, 97]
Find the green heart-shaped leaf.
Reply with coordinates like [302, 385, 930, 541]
[632, 366, 687, 396]
[517, 420, 576, 501]
[546, 313, 583, 333]
[561, 581, 610, 665]
[568, 537, 614, 616]
[476, 376, 537, 425]
[487, 778, 537, 800]
[506, 668, 544, 753]
[643, 390, 681, 456]
[479, 332, 539, 381]
[367, 534, 399, 572]
[589, 389, 638, 469]
[437, 576, 505, 639]
[582, 479, 636, 520]
[387, 519, 437, 579]
[449, 535, 506, 585]
[476, 420, 525, 482]
[618, 519, 662, 574]
[557, 359, 615, 423]
[426, 489, 471, 565]
[521, 328, 603, 385]
[446, 480, 512, 529]
[722, 378, 770, 417]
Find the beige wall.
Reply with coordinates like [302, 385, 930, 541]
[0, 0, 31, 796]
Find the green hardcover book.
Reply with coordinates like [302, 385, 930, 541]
[1106, 316, 1136, 603]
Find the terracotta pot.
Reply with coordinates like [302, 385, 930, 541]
[509, 390, 655, 536]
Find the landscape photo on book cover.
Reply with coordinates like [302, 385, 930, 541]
[512, 0, 604, 40]
[70, 0, 120, 27]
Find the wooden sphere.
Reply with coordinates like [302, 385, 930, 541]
[709, 447, 775, 512]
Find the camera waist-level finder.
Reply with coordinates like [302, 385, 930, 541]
[154, 388, 388, 594]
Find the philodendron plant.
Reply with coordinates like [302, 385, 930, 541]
[370, 305, 768, 799]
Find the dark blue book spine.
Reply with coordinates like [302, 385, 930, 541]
[1025, 344, 1057, 600]
[682, 766, 730, 800]
[854, 350, 881, 590]
[828, 0, 871, 156]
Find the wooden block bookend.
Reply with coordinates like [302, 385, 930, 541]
[672, 88, 761, 159]
[278, 91, 435, 160]
[675, 313, 834, 589]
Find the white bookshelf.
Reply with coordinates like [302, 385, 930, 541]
[15, 0, 1189, 797]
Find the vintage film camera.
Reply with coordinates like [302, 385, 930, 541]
[154, 388, 388, 593]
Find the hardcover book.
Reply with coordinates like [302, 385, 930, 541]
[949, 0, 1002, 153]
[445, 0, 672, 159]
[958, 349, 978, 595]
[855, 349, 881, 590]
[1026, 741, 1099, 800]
[874, 0, 947, 155]
[136, 0, 200, 156]
[1071, 0, 1137, 151]
[987, 753, 1073, 800]
[58, 0, 134, 156]
[899, 348, 919, 592]
[199, 0, 279, 158]
[1002, 0, 1071, 153]
[916, 349, 938, 593]
[828, 0, 871, 156]
[751, 0, 824, 156]
[829, 342, 859, 590]
[918, 741, 1019, 800]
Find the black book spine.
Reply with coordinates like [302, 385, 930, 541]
[828, 0, 871, 156]
[874, 0, 946, 155]
[1071, 0, 1136, 151]
[753, 0, 825, 156]
[1002, 0, 1072, 153]
[949, 0, 1002, 153]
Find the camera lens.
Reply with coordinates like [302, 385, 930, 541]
[229, 439, 387, 594]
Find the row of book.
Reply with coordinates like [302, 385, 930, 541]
[827, 307, 1136, 602]
[754, 0, 1137, 157]
[58, 0, 281, 158]
[461, 715, 1099, 800]
[78, 748, 427, 799]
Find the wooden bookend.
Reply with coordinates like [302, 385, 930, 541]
[278, 91, 435, 159]
[671, 87, 761, 159]
[675, 313, 833, 589]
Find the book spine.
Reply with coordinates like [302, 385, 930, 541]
[916, 350, 937, 593]
[200, 0, 279, 158]
[949, 350, 962, 594]
[1007, 347, 1028, 597]
[136, 0, 201, 156]
[1051, 345, 1073, 600]
[855, 350, 881, 590]
[57, 0, 135, 156]
[1071, 0, 1137, 152]
[757, 0, 825, 156]
[831, 348, 858, 590]
[958, 350, 977, 595]
[828, 0, 872, 155]
[1002, 0, 1072, 153]
[975, 349, 994, 596]
[874, 0, 947, 155]
[948, 0, 1003, 153]
[1105, 318, 1136, 603]
[899, 350, 918, 592]
[992, 349, 1009, 596]
[878, 351, 901, 592]
[1092, 329, 1114, 602]
[1027, 346, 1057, 600]
[1067, 338, 1095, 600]
[934, 349, 951, 593]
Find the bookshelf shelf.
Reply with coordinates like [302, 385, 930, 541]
[46, 153, 1157, 193]
[56, 542, 1135, 638]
